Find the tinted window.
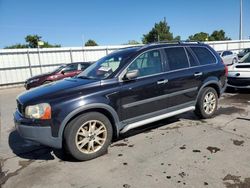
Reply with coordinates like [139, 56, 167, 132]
[128, 50, 163, 77]
[223, 51, 232, 56]
[191, 47, 216, 65]
[80, 63, 89, 70]
[62, 64, 78, 73]
[164, 47, 189, 70]
[222, 51, 228, 56]
[186, 48, 199, 67]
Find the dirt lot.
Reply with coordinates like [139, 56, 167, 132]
[1, 87, 250, 188]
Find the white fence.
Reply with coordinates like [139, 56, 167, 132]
[0, 40, 250, 88]
[0, 45, 132, 87]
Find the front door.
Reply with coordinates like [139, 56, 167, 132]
[119, 49, 168, 122]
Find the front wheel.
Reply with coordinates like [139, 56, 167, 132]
[194, 87, 218, 119]
[64, 112, 113, 161]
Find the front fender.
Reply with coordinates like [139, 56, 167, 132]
[58, 103, 121, 140]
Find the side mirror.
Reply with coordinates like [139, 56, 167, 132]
[61, 71, 65, 75]
[124, 69, 139, 81]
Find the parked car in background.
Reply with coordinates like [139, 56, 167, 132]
[238, 48, 250, 59]
[15, 42, 227, 161]
[227, 53, 250, 89]
[25, 62, 92, 90]
[218, 50, 238, 65]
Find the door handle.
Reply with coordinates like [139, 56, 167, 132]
[194, 72, 203, 77]
[157, 79, 168, 85]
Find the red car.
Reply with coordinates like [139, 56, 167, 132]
[24, 62, 92, 90]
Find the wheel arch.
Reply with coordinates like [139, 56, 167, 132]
[197, 80, 221, 101]
[59, 104, 120, 142]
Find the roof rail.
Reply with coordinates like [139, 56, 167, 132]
[145, 40, 203, 46]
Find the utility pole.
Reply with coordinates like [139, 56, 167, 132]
[239, 0, 243, 40]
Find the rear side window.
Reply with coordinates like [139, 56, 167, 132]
[62, 64, 78, 73]
[186, 48, 199, 67]
[191, 47, 216, 65]
[80, 63, 89, 70]
[164, 47, 189, 71]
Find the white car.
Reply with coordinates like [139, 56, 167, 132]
[218, 50, 238, 65]
[227, 52, 250, 88]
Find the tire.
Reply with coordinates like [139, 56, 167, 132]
[194, 87, 218, 119]
[64, 112, 113, 161]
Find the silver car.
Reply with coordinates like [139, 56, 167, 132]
[227, 52, 250, 88]
[218, 50, 238, 65]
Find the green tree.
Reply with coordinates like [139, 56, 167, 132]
[25, 35, 42, 48]
[188, 32, 209, 41]
[4, 43, 29, 49]
[4, 34, 61, 49]
[85, 39, 98, 46]
[208, 30, 231, 41]
[142, 19, 180, 44]
[125, 40, 141, 45]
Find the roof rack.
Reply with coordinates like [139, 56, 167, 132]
[146, 40, 203, 46]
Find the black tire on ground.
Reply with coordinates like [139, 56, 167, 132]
[194, 87, 218, 119]
[64, 112, 113, 161]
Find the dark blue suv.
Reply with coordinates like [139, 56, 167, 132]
[14, 42, 227, 161]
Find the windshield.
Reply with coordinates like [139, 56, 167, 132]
[239, 52, 250, 63]
[77, 48, 137, 80]
[51, 65, 66, 73]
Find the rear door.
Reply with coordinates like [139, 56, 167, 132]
[160, 46, 201, 109]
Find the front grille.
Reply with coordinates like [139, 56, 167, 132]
[17, 100, 25, 115]
[236, 65, 250, 68]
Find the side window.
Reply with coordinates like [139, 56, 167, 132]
[128, 50, 163, 77]
[101, 57, 121, 72]
[186, 48, 199, 67]
[191, 47, 216, 65]
[228, 51, 233, 55]
[80, 63, 88, 70]
[62, 64, 78, 73]
[164, 47, 189, 71]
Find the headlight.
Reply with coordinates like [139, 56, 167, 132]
[25, 103, 51, 119]
[28, 78, 39, 84]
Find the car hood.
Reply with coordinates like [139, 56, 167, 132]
[228, 62, 250, 72]
[18, 78, 100, 105]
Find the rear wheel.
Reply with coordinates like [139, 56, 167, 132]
[64, 112, 113, 161]
[195, 87, 218, 119]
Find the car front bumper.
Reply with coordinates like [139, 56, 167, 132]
[227, 77, 250, 88]
[14, 111, 62, 149]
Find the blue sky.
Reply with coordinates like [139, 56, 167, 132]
[0, 0, 249, 48]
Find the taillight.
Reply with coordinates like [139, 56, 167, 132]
[222, 61, 228, 77]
